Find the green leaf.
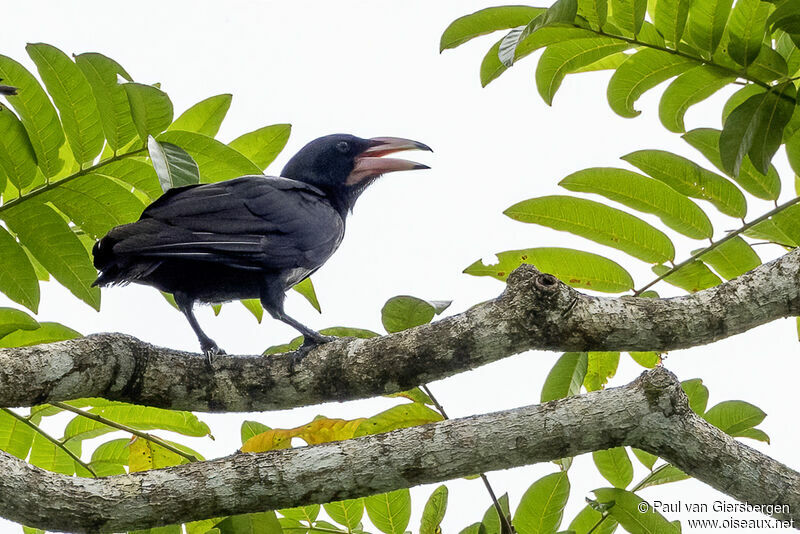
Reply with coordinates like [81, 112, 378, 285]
[628, 351, 660, 368]
[214, 511, 282, 534]
[777, 32, 800, 78]
[279, 504, 320, 523]
[505, 195, 675, 263]
[652, 261, 721, 292]
[608, 49, 693, 118]
[631, 448, 657, 470]
[727, 0, 771, 67]
[682, 128, 780, 200]
[593, 448, 633, 488]
[513, 472, 570, 534]
[681, 378, 708, 415]
[721, 83, 764, 123]
[481, 493, 511, 534]
[325, 499, 365, 530]
[654, 0, 691, 45]
[622, 150, 746, 218]
[703, 400, 766, 435]
[720, 83, 796, 176]
[734, 427, 770, 443]
[440, 6, 545, 50]
[560, 167, 712, 239]
[584, 352, 619, 391]
[157, 130, 261, 182]
[229, 124, 292, 171]
[354, 403, 444, 437]
[578, 0, 609, 28]
[89, 438, 130, 476]
[745, 45, 789, 83]
[74, 52, 137, 152]
[98, 157, 162, 199]
[0, 322, 80, 348]
[537, 38, 631, 105]
[0, 54, 65, 177]
[169, 94, 232, 138]
[263, 326, 379, 355]
[481, 37, 509, 87]
[2, 202, 100, 309]
[241, 299, 264, 323]
[635, 464, 690, 489]
[62, 404, 211, 443]
[365, 489, 412, 534]
[0, 409, 35, 459]
[0, 107, 38, 190]
[293, 277, 321, 313]
[147, 136, 201, 192]
[465, 247, 633, 293]
[0, 226, 39, 312]
[541, 352, 588, 402]
[28, 432, 80, 475]
[659, 67, 735, 133]
[611, 0, 647, 35]
[568, 505, 618, 534]
[498, 27, 527, 68]
[39, 173, 146, 238]
[686, 0, 734, 56]
[241, 420, 271, 445]
[515, 26, 599, 62]
[697, 237, 760, 280]
[123, 82, 174, 141]
[769, 1, 800, 35]
[26, 43, 104, 165]
[381, 295, 450, 333]
[594, 488, 679, 533]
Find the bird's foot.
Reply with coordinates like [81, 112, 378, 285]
[287, 335, 335, 372]
[201, 341, 226, 366]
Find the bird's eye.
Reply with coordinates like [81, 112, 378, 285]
[336, 141, 350, 154]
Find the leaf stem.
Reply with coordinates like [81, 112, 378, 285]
[1, 407, 97, 477]
[51, 401, 199, 463]
[633, 195, 800, 295]
[420, 384, 516, 534]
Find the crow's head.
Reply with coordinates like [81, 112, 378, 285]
[281, 134, 431, 213]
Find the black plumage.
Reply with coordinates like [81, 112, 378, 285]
[92, 134, 431, 359]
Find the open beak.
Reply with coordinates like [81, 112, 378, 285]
[346, 136, 432, 185]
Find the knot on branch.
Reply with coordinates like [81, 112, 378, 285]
[501, 264, 578, 336]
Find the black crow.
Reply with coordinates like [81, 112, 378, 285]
[92, 134, 431, 360]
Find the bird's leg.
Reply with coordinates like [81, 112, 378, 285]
[174, 292, 225, 364]
[261, 287, 334, 366]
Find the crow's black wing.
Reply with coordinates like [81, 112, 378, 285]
[110, 176, 344, 271]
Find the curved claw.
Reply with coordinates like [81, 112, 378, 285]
[202, 342, 226, 366]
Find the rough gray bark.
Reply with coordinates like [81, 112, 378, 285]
[1, 368, 796, 533]
[3, 248, 800, 412]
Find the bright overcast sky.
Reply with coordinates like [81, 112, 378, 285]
[2, 1, 798, 533]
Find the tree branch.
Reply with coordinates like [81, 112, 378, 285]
[3, 248, 800, 412]
[1, 368, 797, 533]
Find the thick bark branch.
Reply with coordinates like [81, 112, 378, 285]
[1, 368, 797, 532]
[3, 248, 800, 412]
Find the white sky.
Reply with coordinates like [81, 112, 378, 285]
[1, 1, 798, 533]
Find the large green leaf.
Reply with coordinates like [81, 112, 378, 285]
[727, 0, 771, 68]
[39, 174, 146, 238]
[537, 38, 631, 105]
[464, 247, 634, 293]
[89, 438, 129, 476]
[686, 0, 734, 56]
[680, 378, 709, 414]
[28, 432, 81, 476]
[607, 49, 694, 118]
[560, 167, 712, 239]
[541, 352, 588, 402]
[515, 26, 599, 62]
[74, 52, 137, 152]
[622, 150, 746, 218]
[593, 488, 679, 533]
[697, 237, 760, 280]
[513, 472, 570, 534]
[654, 0, 691, 45]
[169, 94, 232, 138]
[481, 37, 509, 87]
[229, 124, 292, 171]
[659, 67, 735, 133]
[0, 54, 65, 177]
[97, 158, 162, 200]
[324, 499, 365, 530]
[481, 493, 511, 534]
[62, 404, 211, 443]
[420, 486, 448, 534]
[652, 261, 721, 292]
[720, 83, 796, 176]
[2, 202, 100, 309]
[578, 0, 608, 28]
[123, 82, 174, 141]
[682, 128, 780, 200]
[381, 295, 450, 333]
[584, 352, 619, 391]
[440, 6, 545, 50]
[0, 226, 39, 312]
[26, 43, 104, 166]
[148, 136, 201, 192]
[157, 130, 261, 182]
[777, 32, 800, 78]
[593, 447, 633, 488]
[365, 489, 412, 534]
[703, 400, 766, 436]
[505, 195, 675, 263]
[0, 307, 38, 339]
[0, 321, 80, 348]
[568, 505, 619, 534]
[0, 409, 35, 459]
[611, 0, 648, 35]
[0, 108, 38, 190]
